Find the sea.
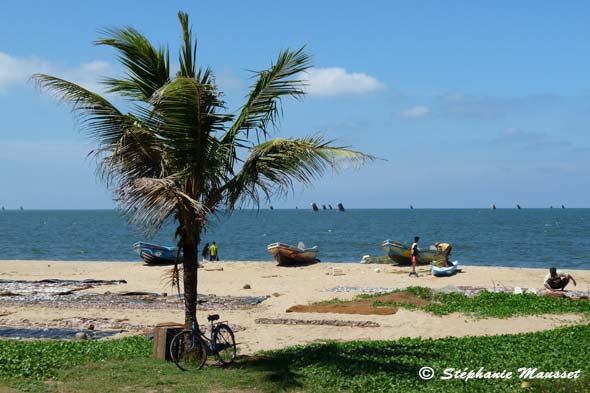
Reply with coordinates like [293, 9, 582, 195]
[0, 209, 589, 270]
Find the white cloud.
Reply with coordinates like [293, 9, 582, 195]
[0, 52, 114, 93]
[0, 53, 53, 91]
[60, 60, 113, 93]
[399, 105, 429, 118]
[303, 67, 385, 96]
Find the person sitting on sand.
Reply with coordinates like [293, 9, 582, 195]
[544, 267, 576, 291]
[434, 242, 452, 267]
[409, 236, 420, 277]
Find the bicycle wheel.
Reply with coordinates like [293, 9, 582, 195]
[212, 323, 236, 365]
[170, 330, 207, 371]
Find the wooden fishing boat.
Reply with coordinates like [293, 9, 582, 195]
[133, 242, 182, 265]
[381, 240, 437, 265]
[432, 261, 459, 277]
[267, 242, 319, 265]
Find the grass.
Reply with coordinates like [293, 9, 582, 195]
[424, 291, 590, 318]
[0, 324, 589, 392]
[334, 286, 590, 318]
[0, 336, 151, 380]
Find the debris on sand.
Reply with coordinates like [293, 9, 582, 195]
[255, 318, 380, 327]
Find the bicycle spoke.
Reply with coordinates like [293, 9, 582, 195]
[213, 324, 236, 365]
[170, 331, 207, 371]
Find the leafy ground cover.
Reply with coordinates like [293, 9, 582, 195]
[357, 286, 590, 318]
[0, 324, 589, 392]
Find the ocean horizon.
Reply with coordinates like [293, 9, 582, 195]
[1, 208, 588, 270]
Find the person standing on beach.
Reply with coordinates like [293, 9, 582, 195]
[201, 243, 210, 262]
[209, 242, 219, 261]
[410, 236, 420, 277]
[544, 267, 576, 291]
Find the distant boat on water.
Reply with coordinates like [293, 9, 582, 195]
[491, 204, 496, 210]
[516, 204, 521, 210]
[410, 205, 414, 210]
[562, 205, 566, 209]
[337, 202, 345, 212]
[269, 206, 274, 210]
[322, 204, 327, 210]
[311, 203, 319, 211]
[328, 204, 333, 210]
[1, 206, 5, 212]
[19, 206, 23, 211]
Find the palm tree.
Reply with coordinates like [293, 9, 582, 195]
[33, 12, 374, 328]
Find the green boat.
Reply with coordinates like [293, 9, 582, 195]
[381, 240, 438, 265]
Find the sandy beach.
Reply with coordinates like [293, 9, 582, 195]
[1, 260, 589, 354]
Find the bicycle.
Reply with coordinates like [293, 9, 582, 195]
[169, 314, 236, 371]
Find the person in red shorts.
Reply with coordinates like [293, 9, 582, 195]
[410, 236, 420, 277]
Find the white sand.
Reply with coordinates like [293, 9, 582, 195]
[1, 260, 589, 353]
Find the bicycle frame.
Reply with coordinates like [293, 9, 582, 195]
[193, 318, 229, 354]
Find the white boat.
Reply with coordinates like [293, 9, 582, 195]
[432, 261, 459, 277]
[266, 242, 319, 265]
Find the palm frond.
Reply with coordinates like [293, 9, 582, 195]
[222, 47, 311, 161]
[32, 74, 129, 147]
[149, 77, 231, 192]
[226, 135, 376, 208]
[117, 176, 207, 235]
[96, 27, 170, 101]
[162, 264, 183, 297]
[177, 11, 196, 78]
[93, 118, 168, 186]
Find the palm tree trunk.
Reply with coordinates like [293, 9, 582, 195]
[182, 226, 200, 329]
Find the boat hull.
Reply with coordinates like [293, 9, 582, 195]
[133, 242, 183, 265]
[381, 240, 437, 265]
[267, 242, 319, 265]
[432, 261, 459, 277]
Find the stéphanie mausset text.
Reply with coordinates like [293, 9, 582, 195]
[441, 367, 582, 381]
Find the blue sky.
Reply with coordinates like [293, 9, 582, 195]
[1, 0, 589, 208]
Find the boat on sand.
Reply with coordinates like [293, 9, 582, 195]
[432, 261, 459, 277]
[133, 242, 182, 265]
[381, 240, 437, 265]
[267, 242, 319, 265]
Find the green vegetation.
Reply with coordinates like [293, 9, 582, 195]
[1, 325, 589, 392]
[350, 286, 590, 318]
[0, 336, 150, 380]
[424, 291, 590, 318]
[314, 297, 349, 305]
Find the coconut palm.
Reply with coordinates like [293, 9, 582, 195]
[33, 12, 374, 328]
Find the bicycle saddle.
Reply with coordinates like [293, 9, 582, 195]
[207, 314, 220, 322]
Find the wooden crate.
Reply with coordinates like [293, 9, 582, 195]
[153, 323, 184, 361]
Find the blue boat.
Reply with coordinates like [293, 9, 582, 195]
[133, 242, 183, 265]
[431, 261, 459, 277]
